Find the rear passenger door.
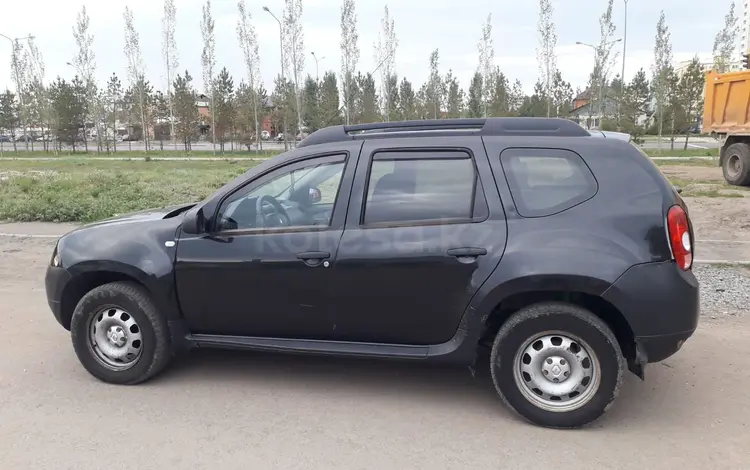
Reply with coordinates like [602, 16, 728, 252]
[329, 137, 508, 346]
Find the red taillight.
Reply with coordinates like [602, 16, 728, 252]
[667, 205, 693, 270]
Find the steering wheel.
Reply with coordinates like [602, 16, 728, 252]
[255, 195, 291, 228]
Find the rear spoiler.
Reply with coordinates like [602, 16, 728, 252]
[589, 129, 633, 142]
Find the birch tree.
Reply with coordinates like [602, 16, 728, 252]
[237, 0, 262, 148]
[283, 0, 304, 138]
[340, 0, 359, 125]
[477, 14, 494, 118]
[11, 39, 29, 149]
[651, 10, 672, 149]
[590, 0, 619, 119]
[73, 6, 98, 151]
[22, 38, 52, 152]
[375, 5, 398, 121]
[425, 49, 442, 119]
[200, 0, 217, 154]
[161, 0, 178, 148]
[536, 0, 557, 117]
[712, 3, 738, 73]
[123, 6, 150, 152]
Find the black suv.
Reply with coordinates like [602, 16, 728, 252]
[45, 118, 699, 428]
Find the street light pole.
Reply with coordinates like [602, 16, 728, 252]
[311, 52, 325, 82]
[263, 6, 288, 151]
[1, 33, 34, 150]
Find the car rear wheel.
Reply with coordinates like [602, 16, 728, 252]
[70, 281, 172, 385]
[490, 302, 624, 428]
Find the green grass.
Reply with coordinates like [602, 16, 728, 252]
[653, 158, 718, 168]
[645, 148, 719, 157]
[0, 160, 260, 222]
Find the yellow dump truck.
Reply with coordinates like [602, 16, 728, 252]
[703, 69, 750, 185]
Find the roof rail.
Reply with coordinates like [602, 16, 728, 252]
[297, 117, 591, 148]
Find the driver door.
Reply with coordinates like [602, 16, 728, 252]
[175, 153, 352, 339]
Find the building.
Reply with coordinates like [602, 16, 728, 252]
[740, 0, 749, 58]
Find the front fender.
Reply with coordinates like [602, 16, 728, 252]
[57, 218, 182, 320]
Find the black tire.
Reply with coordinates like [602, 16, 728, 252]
[722, 142, 750, 186]
[490, 302, 625, 429]
[70, 281, 172, 385]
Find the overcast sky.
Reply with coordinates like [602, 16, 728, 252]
[0, 0, 737, 96]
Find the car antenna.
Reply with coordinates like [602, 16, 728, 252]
[321, 47, 397, 129]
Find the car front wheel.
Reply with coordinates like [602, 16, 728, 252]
[490, 302, 625, 428]
[70, 281, 173, 385]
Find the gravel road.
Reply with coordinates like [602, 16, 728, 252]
[1, 231, 749, 469]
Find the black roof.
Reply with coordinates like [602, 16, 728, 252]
[297, 118, 592, 148]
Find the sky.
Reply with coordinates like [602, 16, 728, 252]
[0, 0, 738, 98]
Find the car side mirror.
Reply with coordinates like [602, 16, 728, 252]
[182, 206, 206, 234]
[308, 187, 322, 204]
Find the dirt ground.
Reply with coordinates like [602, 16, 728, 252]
[0, 231, 749, 469]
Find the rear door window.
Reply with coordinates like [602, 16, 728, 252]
[500, 148, 597, 217]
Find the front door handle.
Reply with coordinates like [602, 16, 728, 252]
[447, 247, 487, 257]
[296, 251, 330, 267]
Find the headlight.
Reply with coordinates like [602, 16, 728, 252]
[51, 244, 61, 267]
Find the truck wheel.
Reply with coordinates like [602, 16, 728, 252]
[722, 143, 750, 186]
[70, 281, 173, 385]
[490, 302, 625, 428]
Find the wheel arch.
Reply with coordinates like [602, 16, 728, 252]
[468, 275, 636, 370]
[60, 261, 177, 330]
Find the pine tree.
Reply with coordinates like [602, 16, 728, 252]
[173, 70, 199, 151]
[679, 56, 705, 149]
[213, 67, 235, 151]
[398, 78, 417, 120]
[0, 90, 20, 153]
[467, 72, 483, 118]
[319, 71, 342, 127]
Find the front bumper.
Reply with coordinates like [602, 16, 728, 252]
[45, 265, 72, 329]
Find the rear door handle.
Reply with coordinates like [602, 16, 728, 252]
[296, 251, 331, 267]
[447, 247, 487, 257]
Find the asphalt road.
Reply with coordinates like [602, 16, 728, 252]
[1, 229, 748, 469]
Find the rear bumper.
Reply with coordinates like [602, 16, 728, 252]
[603, 261, 699, 364]
[45, 265, 72, 329]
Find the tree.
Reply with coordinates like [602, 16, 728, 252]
[10, 37, 29, 150]
[271, 74, 297, 136]
[73, 5, 98, 152]
[712, 3, 738, 73]
[425, 49, 442, 119]
[21, 37, 51, 152]
[237, 0, 262, 149]
[236, 81, 266, 149]
[509, 80, 524, 114]
[319, 71, 342, 127]
[283, 0, 304, 138]
[551, 71, 573, 116]
[398, 78, 416, 120]
[679, 57, 705, 149]
[518, 82, 548, 117]
[340, 0, 359, 124]
[213, 67, 235, 151]
[161, 0, 179, 148]
[467, 72, 483, 118]
[444, 70, 464, 118]
[375, 5, 398, 121]
[200, 0, 217, 153]
[302, 75, 321, 131]
[489, 68, 511, 117]
[123, 7, 150, 152]
[536, 0, 557, 117]
[620, 68, 650, 136]
[0, 90, 20, 153]
[153, 90, 171, 147]
[48, 77, 86, 150]
[355, 72, 378, 124]
[104, 73, 123, 151]
[477, 14, 494, 118]
[173, 70, 199, 151]
[129, 76, 154, 144]
[589, 0, 619, 119]
[652, 10, 672, 148]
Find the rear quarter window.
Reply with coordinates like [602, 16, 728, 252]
[500, 148, 598, 217]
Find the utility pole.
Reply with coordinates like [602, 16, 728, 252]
[311, 51, 325, 82]
[1, 33, 35, 150]
[263, 6, 288, 151]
